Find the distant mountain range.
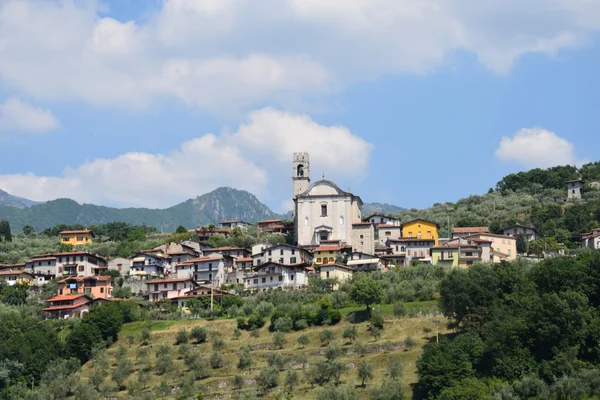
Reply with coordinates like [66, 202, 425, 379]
[0, 187, 405, 232]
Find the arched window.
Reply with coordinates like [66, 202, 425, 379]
[297, 164, 304, 177]
[339, 216, 344, 225]
[304, 217, 309, 226]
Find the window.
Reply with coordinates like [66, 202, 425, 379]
[329, 257, 334, 262]
[321, 204, 328, 217]
[78, 265, 84, 272]
[291, 249, 295, 255]
[270, 276, 273, 281]
[408, 232, 413, 238]
[290, 275, 294, 280]
[385, 231, 391, 236]
[290, 257, 297, 263]
[208, 263, 212, 271]
[280, 249, 284, 255]
[59, 289, 63, 295]
[173, 283, 177, 290]
[209, 273, 212, 280]
[304, 217, 309, 226]
[117, 264, 122, 271]
[262, 277, 266, 283]
[496, 248, 500, 252]
[360, 234, 364, 239]
[77, 237, 83, 241]
[396, 246, 399, 251]
[417, 231, 422, 238]
[62, 237, 69, 242]
[408, 250, 411, 256]
[508, 249, 512, 256]
[317, 258, 322, 263]
[154, 284, 158, 291]
[320, 232, 328, 241]
[279, 258, 284, 263]
[47, 261, 51, 265]
[466, 260, 473, 266]
[329, 251, 333, 254]
[253, 279, 258, 284]
[420, 251, 424, 257]
[278, 276, 283, 281]
[326, 271, 330, 278]
[100, 287, 104, 294]
[80, 256, 84, 262]
[339, 216, 344, 225]
[427, 231, 432, 238]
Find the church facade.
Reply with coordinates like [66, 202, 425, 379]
[292, 153, 374, 253]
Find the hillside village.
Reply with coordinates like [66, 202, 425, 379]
[1, 153, 598, 319]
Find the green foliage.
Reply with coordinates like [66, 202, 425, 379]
[387, 355, 403, 379]
[297, 333, 309, 347]
[190, 326, 207, 343]
[319, 329, 334, 345]
[210, 351, 223, 369]
[0, 283, 28, 306]
[273, 332, 287, 349]
[392, 302, 406, 317]
[316, 384, 357, 400]
[111, 356, 132, 391]
[274, 316, 293, 332]
[496, 165, 578, 193]
[0, 221, 12, 242]
[22, 224, 35, 236]
[284, 370, 298, 393]
[357, 360, 374, 387]
[350, 275, 383, 316]
[175, 328, 189, 345]
[256, 366, 279, 392]
[370, 380, 405, 400]
[237, 348, 253, 371]
[404, 336, 416, 349]
[342, 325, 357, 343]
[175, 225, 188, 234]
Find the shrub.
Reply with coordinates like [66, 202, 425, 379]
[210, 351, 223, 369]
[274, 316, 294, 333]
[155, 352, 173, 376]
[285, 370, 299, 393]
[175, 328, 189, 345]
[354, 341, 367, 357]
[294, 319, 309, 330]
[256, 301, 275, 318]
[233, 374, 244, 390]
[393, 302, 407, 317]
[317, 384, 357, 400]
[178, 343, 190, 360]
[368, 325, 381, 340]
[342, 325, 358, 343]
[273, 332, 287, 349]
[141, 321, 151, 343]
[297, 333, 310, 347]
[324, 344, 343, 361]
[247, 314, 266, 330]
[404, 336, 417, 349]
[319, 329, 334, 345]
[233, 328, 242, 340]
[257, 366, 279, 392]
[327, 309, 342, 325]
[237, 348, 253, 371]
[191, 326, 207, 343]
[388, 355, 403, 379]
[212, 337, 226, 352]
[357, 360, 374, 387]
[369, 312, 385, 330]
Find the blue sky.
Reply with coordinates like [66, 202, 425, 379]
[0, 0, 598, 212]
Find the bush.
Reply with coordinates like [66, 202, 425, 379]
[294, 319, 309, 330]
[191, 326, 207, 343]
[393, 302, 407, 317]
[354, 341, 367, 357]
[357, 360, 374, 387]
[273, 331, 288, 348]
[274, 316, 294, 333]
[327, 309, 342, 325]
[233, 328, 242, 340]
[317, 384, 357, 400]
[250, 328, 260, 338]
[256, 301, 275, 318]
[210, 351, 223, 369]
[404, 336, 416, 349]
[388, 355, 403, 379]
[233, 374, 244, 390]
[237, 348, 253, 371]
[256, 366, 279, 392]
[212, 337, 226, 352]
[342, 325, 358, 343]
[297, 333, 310, 347]
[320, 329, 334, 345]
[175, 328, 189, 345]
[369, 312, 385, 330]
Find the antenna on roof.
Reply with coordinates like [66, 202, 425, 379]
[322, 171, 325, 180]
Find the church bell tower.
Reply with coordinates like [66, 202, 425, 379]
[293, 152, 310, 198]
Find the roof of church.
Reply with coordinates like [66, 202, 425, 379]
[296, 179, 363, 205]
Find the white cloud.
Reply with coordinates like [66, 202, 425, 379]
[1, 0, 599, 113]
[0, 108, 373, 208]
[0, 98, 59, 133]
[495, 127, 580, 168]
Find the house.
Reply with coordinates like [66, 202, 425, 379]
[195, 227, 231, 241]
[351, 223, 376, 254]
[203, 246, 250, 259]
[376, 224, 402, 245]
[379, 254, 406, 267]
[386, 238, 435, 265]
[108, 257, 131, 274]
[176, 254, 230, 285]
[465, 233, 517, 261]
[25, 252, 108, 282]
[57, 275, 112, 299]
[567, 179, 584, 200]
[0, 269, 35, 286]
[313, 245, 348, 265]
[401, 218, 440, 246]
[500, 222, 540, 242]
[129, 253, 171, 277]
[43, 294, 92, 318]
[431, 243, 484, 268]
[451, 227, 489, 239]
[146, 277, 197, 302]
[226, 257, 254, 285]
[59, 229, 95, 246]
[174, 286, 232, 308]
[581, 228, 600, 249]
[245, 262, 310, 291]
[220, 220, 251, 230]
[252, 244, 312, 267]
[363, 213, 401, 226]
[346, 252, 384, 272]
[319, 263, 354, 289]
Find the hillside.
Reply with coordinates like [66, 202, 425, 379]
[0, 189, 39, 208]
[362, 202, 406, 215]
[0, 187, 282, 232]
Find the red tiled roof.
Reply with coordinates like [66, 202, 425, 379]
[204, 246, 247, 251]
[179, 256, 223, 265]
[235, 257, 254, 262]
[315, 246, 345, 252]
[47, 294, 88, 302]
[387, 237, 435, 242]
[466, 233, 516, 240]
[352, 222, 372, 226]
[0, 270, 32, 276]
[28, 256, 57, 261]
[258, 219, 282, 223]
[469, 239, 493, 244]
[43, 303, 90, 311]
[59, 229, 94, 235]
[452, 227, 489, 233]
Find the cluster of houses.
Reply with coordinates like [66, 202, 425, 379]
[1, 154, 597, 319]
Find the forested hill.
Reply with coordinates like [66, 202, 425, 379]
[396, 162, 600, 248]
[0, 187, 282, 232]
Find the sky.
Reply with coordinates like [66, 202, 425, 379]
[0, 0, 599, 213]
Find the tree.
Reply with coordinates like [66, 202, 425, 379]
[284, 370, 298, 393]
[111, 357, 132, 391]
[0, 221, 12, 242]
[316, 384, 357, 400]
[237, 348, 253, 371]
[297, 333, 310, 348]
[0, 283, 28, 306]
[274, 316, 294, 332]
[256, 366, 279, 392]
[516, 234, 528, 254]
[191, 326, 207, 343]
[319, 329, 334, 345]
[233, 328, 242, 340]
[233, 374, 244, 390]
[22, 224, 35, 236]
[371, 380, 405, 400]
[155, 348, 173, 376]
[141, 321, 151, 344]
[342, 325, 357, 343]
[175, 225, 188, 234]
[210, 351, 223, 369]
[357, 360, 373, 387]
[175, 328, 189, 345]
[387, 355, 403, 379]
[350, 276, 383, 317]
[273, 332, 287, 349]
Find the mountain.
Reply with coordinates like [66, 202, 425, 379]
[0, 187, 282, 232]
[361, 202, 406, 216]
[0, 189, 39, 208]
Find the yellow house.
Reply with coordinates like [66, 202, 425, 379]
[313, 245, 344, 265]
[401, 218, 440, 246]
[59, 229, 95, 246]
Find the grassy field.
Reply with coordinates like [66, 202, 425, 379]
[80, 306, 449, 399]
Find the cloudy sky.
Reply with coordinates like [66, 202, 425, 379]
[0, 0, 598, 212]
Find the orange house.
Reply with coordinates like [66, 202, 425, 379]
[43, 294, 92, 318]
[57, 275, 112, 299]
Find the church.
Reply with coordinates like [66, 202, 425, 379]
[292, 153, 374, 254]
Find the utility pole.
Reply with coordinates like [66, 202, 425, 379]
[210, 277, 214, 320]
[433, 319, 440, 344]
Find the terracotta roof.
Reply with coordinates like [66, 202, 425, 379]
[566, 179, 583, 183]
[179, 256, 223, 265]
[28, 257, 57, 262]
[235, 257, 254, 262]
[146, 277, 195, 284]
[204, 246, 247, 251]
[0, 270, 33, 276]
[257, 219, 282, 224]
[253, 261, 310, 272]
[320, 263, 354, 271]
[387, 237, 435, 242]
[469, 239, 493, 244]
[47, 294, 88, 302]
[466, 233, 516, 240]
[59, 229, 94, 235]
[315, 246, 345, 252]
[43, 303, 90, 311]
[452, 227, 489, 233]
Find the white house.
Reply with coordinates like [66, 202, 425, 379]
[386, 238, 435, 265]
[363, 213, 401, 226]
[346, 252, 384, 272]
[376, 224, 402, 245]
[252, 244, 312, 267]
[245, 262, 310, 291]
[500, 223, 540, 242]
[108, 257, 131, 275]
[129, 253, 171, 277]
[146, 277, 197, 302]
[26, 252, 108, 284]
[581, 228, 600, 249]
[176, 254, 231, 285]
[567, 179, 584, 200]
